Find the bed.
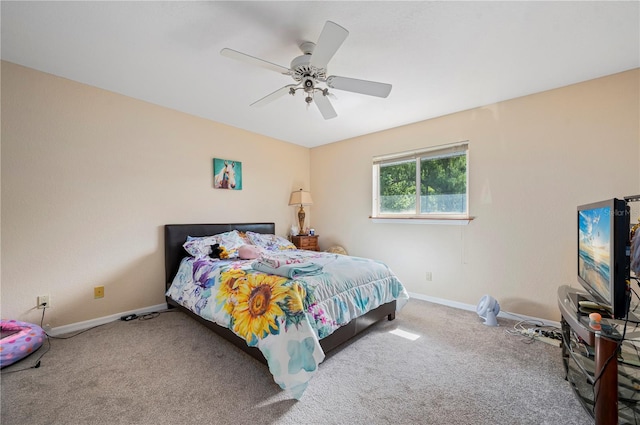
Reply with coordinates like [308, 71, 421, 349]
[164, 222, 409, 398]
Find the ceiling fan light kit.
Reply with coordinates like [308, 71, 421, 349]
[220, 21, 392, 119]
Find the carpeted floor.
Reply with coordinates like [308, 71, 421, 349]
[1, 299, 593, 425]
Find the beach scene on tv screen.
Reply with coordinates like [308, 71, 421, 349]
[578, 206, 611, 300]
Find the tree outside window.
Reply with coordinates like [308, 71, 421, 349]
[373, 143, 468, 218]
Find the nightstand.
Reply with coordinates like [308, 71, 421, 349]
[291, 235, 319, 251]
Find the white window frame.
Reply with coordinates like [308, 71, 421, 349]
[371, 142, 471, 224]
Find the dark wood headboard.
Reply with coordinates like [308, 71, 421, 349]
[164, 223, 275, 287]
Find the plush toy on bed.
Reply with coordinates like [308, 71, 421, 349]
[209, 244, 229, 259]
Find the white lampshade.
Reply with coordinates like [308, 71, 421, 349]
[288, 190, 313, 206]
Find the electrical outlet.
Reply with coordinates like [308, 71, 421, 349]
[425, 272, 432, 282]
[94, 286, 105, 299]
[37, 295, 50, 309]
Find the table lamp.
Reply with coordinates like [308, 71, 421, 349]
[288, 189, 313, 235]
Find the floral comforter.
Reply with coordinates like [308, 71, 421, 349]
[166, 249, 409, 399]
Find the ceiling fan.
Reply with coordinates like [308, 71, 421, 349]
[220, 21, 392, 120]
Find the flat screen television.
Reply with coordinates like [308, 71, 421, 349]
[577, 198, 631, 319]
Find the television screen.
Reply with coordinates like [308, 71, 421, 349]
[578, 205, 613, 301]
[577, 198, 630, 319]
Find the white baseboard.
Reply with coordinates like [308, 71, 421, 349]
[47, 303, 169, 336]
[408, 292, 561, 328]
[48, 295, 560, 337]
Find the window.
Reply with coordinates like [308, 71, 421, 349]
[372, 142, 469, 220]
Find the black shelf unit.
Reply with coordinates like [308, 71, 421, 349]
[559, 286, 640, 424]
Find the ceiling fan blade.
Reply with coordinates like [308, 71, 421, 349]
[314, 92, 338, 120]
[325, 76, 392, 98]
[250, 84, 298, 107]
[309, 21, 349, 70]
[220, 48, 291, 75]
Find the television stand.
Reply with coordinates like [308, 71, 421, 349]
[558, 285, 640, 424]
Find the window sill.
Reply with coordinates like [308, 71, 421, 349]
[369, 216, 474, 225]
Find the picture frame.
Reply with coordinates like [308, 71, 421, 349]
[213, 158, 242, 190]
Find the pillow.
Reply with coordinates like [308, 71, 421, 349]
[183, 230, 247, 258]
[238, 244, 263, 260]
[244, 231, 297, 251]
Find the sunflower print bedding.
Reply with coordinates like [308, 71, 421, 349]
[166, 249, 409, 399]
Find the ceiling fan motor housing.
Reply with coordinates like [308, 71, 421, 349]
[290, 52, 327, 83]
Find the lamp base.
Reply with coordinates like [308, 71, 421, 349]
[297, 205, 306, 236]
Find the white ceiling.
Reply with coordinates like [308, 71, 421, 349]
[2, 1, 638, 148]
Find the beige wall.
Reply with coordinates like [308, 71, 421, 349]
[1, 61, 310, 326]
[2, 61, 638, 327]
[311, 69, 640, 321]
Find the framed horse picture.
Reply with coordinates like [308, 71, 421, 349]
[213, 158, 242, 190]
